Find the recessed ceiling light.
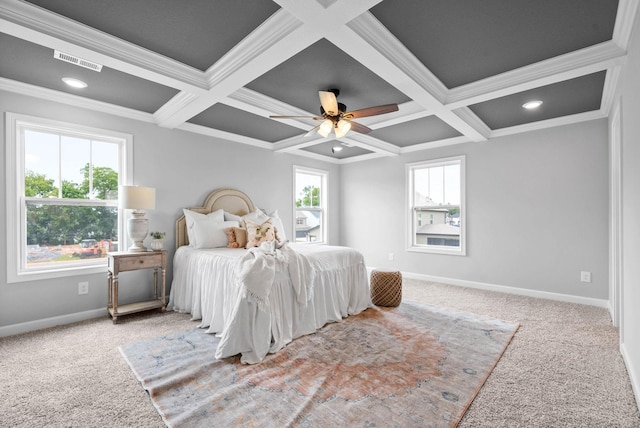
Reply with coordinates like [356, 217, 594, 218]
[62, 77, 88, 89]
[522, 100, 543, 109]
[331, 144, 343, 154]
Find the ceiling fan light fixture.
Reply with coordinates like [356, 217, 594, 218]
[523, 100, 543, 109]
[334, 119, 351, 138]
[318, 119, 333, 138]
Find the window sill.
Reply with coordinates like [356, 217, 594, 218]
[407, 246, 466, 256]
[8, 263, 107, 284]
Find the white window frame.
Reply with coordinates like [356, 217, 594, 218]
[406, 155, 466, 256]
[5, 112, 132, 283]
[293, 166, 328, 244]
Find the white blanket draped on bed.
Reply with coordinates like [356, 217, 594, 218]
[237, 241, 314, 310]
[168, 243, 371, 364]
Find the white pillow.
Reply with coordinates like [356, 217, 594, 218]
[224, 211, 242, 222]
[268, 210, 287, 242]
[194, 220, 239, 249]
[243, 209, 270, 226]
[183, 208, 224, 247]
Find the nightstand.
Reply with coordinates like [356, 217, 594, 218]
[107, 251, 166, 324]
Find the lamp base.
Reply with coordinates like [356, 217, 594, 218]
[128, 214, 149, 252]
[128, 241, 147, 252]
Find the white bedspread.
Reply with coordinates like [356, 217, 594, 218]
[168, 243, 371, 364]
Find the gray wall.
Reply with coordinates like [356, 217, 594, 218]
[0, 90, 340, 328]
[341, 120, 610, 300]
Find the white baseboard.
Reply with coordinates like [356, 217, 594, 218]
[2, 272, 609, 337]
[621, 342, 640, 412]
[0, 308, 107, 338]
[371, 268, 610, 308]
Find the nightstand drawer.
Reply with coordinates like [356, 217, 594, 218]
[117, 253, 163, 271]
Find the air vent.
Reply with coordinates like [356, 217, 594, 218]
[54, 50, 102, 72]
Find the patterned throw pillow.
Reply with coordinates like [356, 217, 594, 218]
[245, 219, 276, 248]
[226, 227, 248, 248]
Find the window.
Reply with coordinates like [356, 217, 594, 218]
[407, 156, 465, 255]
[294, 166, 327, 243]
[6, 113, 131, 282]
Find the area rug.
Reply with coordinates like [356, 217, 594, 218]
[120, 301, 518, 427]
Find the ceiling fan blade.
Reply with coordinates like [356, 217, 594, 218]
[343, 103, 399, 119]
[349, 121, 372, 134]
[270, 115, 324, 120]
[319, 91, 339, 116]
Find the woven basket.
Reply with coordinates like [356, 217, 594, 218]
[370, 269, 402, 307]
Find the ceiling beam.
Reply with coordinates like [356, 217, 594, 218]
[445, 41, 626, 110]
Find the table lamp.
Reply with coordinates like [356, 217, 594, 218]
[120, 185, 156, 251]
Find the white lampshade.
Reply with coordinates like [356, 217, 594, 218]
[120, 186, 156, 210]
[318, 119, 333, 138]
[334, 119, 351, 138]
[119, 186, 156, 252]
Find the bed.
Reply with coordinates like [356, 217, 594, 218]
[167, 188, 371, 364]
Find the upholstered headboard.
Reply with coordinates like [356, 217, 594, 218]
[175, 188, 255, 249]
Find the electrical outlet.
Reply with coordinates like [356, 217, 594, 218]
[78, 281, 89, 295]
[388, 252, 394, 261]
[580, 271, 591, 283]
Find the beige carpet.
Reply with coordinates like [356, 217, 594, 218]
[1, 279, 639, 427]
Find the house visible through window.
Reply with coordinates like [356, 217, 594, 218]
[407, 156, 465, 255]
[6, 113, 131, 282]
[294, 166, 327, 243]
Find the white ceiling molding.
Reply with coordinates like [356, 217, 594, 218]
[342, 132, 401, 156]
[0, 2, 209, 93]
[399, 136, 472, 154]
[344, 13, 487, 142]
[612, 0, 640, 50]
[600, 66, 623, 115]
[445, 41, 626, 110]
[177, 122, 274, 150]
[0, 77, 155, 123]
[358, 101, 432, 130]
[337, 151, 390, 164]
[226, 87, 316, 129]
[273, 134, 328, 153]
[0, 0, 627, 163]
[490, 110, 607, 139]
[157, 11, 318, 128]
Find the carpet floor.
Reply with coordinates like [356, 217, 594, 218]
[119, 302, 518, 427]
[0, 279, 638, 427]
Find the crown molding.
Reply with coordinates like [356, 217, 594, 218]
[400, 136, 471, 154]
[157, 10, 318, 128]
[446, 41, 626, 109]
[612, 0, 640, 50]
[0, 0, 208, 93]
[177, 122, 274, 150]
[204, 10, 303, 88]
[490, 110, 606, 139]
[226, 87, 315, 130]
[337, 151, 389, 164]
[347, 12, 448, 107]
[600, 65, 623, 115]
[273, 133, 327, 152]
[344, 132, 401, 156]
[0, 77, 154, 123]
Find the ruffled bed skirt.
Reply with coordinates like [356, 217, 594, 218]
[168, 244, 371, 363]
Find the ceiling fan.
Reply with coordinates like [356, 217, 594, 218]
[270, 89, 399, 139]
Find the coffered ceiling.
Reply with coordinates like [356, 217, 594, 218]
[0, 0, 636, 163]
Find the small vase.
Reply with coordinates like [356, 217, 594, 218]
[150, 239, 164, 251]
